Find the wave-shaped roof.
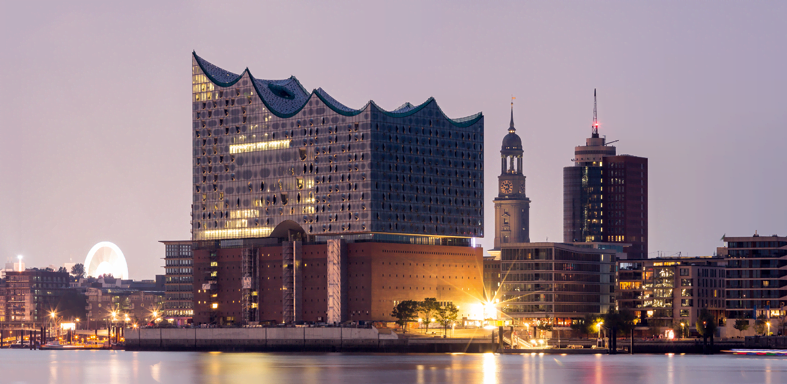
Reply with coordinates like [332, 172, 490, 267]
[193, 52, 482, 127]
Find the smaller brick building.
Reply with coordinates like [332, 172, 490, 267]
[192, 236, 485, 325]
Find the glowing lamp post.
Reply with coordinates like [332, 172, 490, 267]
[680, 322, 685, 339]
[597, 321, 603, 339]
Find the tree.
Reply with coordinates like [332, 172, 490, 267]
[70, 263, 86, 278]
[56, 290, 87, 321]
[777, 311, 787, 336]
[733, 319, 750, 337]
[570, 314, 601, 339]
[696, 309, 718, 352]
[391, 300, 419, 333]
[604, 309, 636, 354]
[754, 314, 768, 336]
[419, 298, 439, 334]
[673, 320, 689, 339]
[435, 302, 459, 337]
[57, 266, 68, 274]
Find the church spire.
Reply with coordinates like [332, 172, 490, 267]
[509, 96, 516, 133]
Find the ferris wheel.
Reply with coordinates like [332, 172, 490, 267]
[84, 241, 129, 280]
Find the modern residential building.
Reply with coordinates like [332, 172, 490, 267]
[718, 233, 787, 319]
[188, 53, 485, 325]
[498, 242, 616, 325]
[617, 257, 726, 332]
[85, 288, 165, 328]
[161, 241, 193, 324]
[0, 269, 70, 325]
[563, 91, 648, 259]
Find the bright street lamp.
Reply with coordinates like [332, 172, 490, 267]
[597, 321, 604, 339]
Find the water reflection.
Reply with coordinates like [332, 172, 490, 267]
[482, 352, 496, 384]
[2, 350, 787, 384]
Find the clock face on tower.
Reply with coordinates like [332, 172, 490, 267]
[501, 180, 513, 194]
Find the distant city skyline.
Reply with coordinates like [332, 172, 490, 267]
[2, 1, 787, 278]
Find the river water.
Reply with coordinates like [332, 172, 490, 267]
[1, 350, 786, 384]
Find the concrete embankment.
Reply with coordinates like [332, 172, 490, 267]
[125, 328, 497, 353]
[745, 336, 787, 349]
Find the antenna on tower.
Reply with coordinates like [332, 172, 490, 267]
[592, 88, 599, 136]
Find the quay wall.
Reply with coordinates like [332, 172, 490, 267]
[745, 336, 787, 349]
[125, 328, 497, 353]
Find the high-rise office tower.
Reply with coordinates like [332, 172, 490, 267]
[563, 90, 648, 259]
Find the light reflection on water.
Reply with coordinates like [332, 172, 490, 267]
[2, 350, 787, 384]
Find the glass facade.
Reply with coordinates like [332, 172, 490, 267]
[563, 166, 603, 243]
[617, 258, 726, 327]
[499, 244, 615, 320]
[163, 242, 193, 318]
[191, 53, 484, 243]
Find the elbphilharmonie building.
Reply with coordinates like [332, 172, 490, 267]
[191, 52, 484, 245]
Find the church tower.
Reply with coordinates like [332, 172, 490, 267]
[489, 103, 530, 258]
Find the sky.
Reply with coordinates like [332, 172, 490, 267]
[1, 1, 786, 279]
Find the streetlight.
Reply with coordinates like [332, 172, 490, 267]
[597, 321, 604, 339]
[680, 322, 685, 339]
[49, 311, 59, 343]
[767, 322, 771, 336]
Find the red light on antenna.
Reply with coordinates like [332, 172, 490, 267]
[594, 123, 599, 127]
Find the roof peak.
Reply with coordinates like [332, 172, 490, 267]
[509, 98, 516, 133]
[192, 52, 482, 126]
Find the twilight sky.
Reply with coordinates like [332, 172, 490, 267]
[1, 1, 786, 278]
